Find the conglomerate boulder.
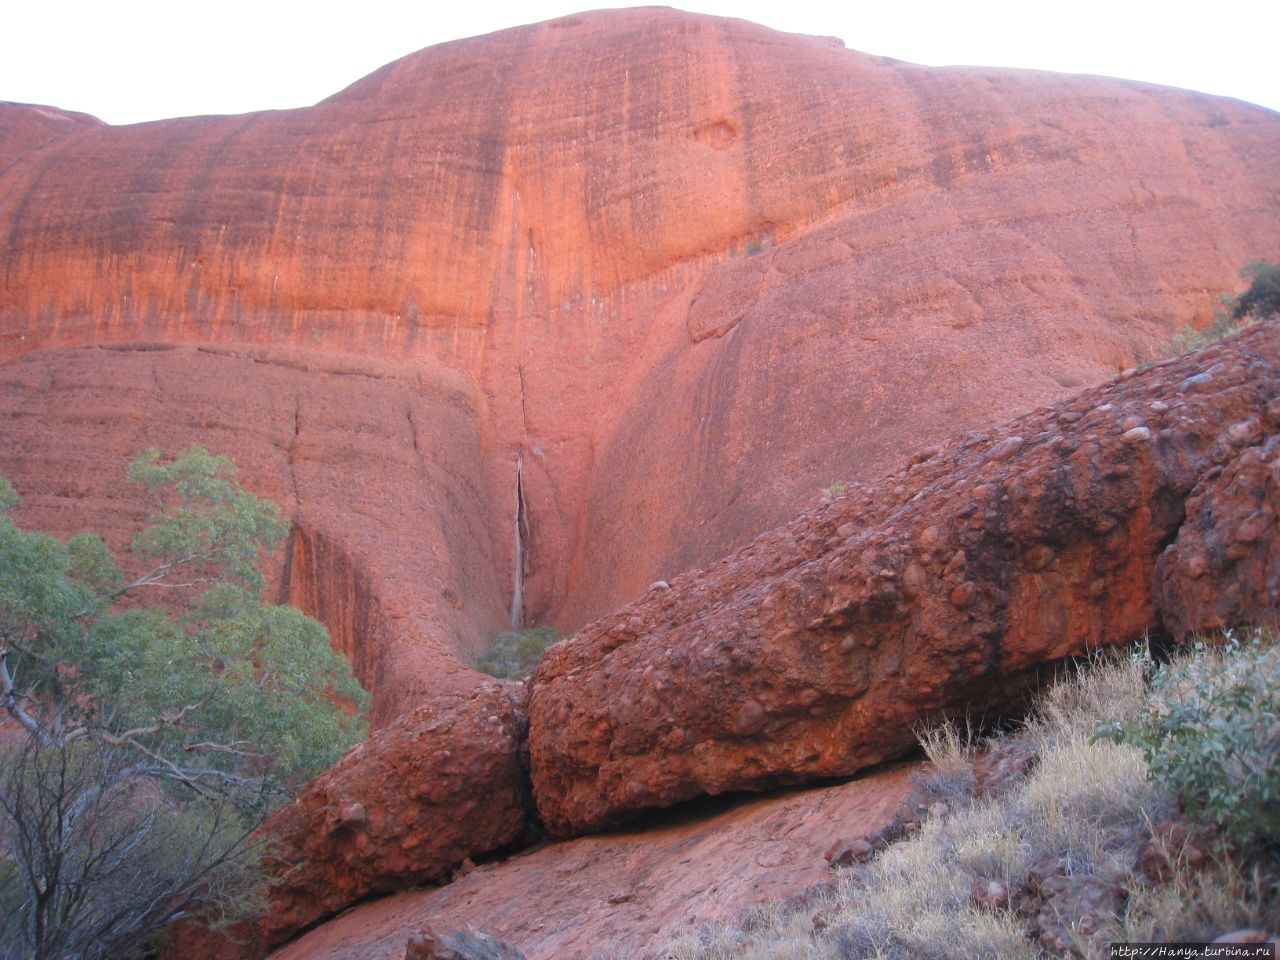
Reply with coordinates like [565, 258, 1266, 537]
[1156, 430, 1280, 638]
[2, 10, 1280, 720]
[527, 321, 1280, 836]
[258, 685, 528, 945]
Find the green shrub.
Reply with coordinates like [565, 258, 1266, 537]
[1226, 260, 1280, 322]
[1169, 313, 1246, 355]
[1166, 260, 1278, 357]
[476, 626, 561, 680]
[1099, 632, 1280, 851]
[0, 447, 369, 958]
[658, 642, 1280, 960]
[820, 481, 848, 500]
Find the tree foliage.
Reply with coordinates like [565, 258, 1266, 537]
[0, 447, 369, 958]
[1167, 260, 1280, 357]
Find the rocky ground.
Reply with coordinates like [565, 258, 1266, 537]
[268, 764, 916, 960]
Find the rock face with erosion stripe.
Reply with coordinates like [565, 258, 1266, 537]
[527, 322, 1280, 836]
[2, 10, 1280, 720]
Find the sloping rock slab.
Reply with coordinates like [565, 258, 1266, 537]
[404, 927, 527, 960]
[266, 765, 916, 960]
[528, 322, 1280, 835]
[259, 686, 528, 946]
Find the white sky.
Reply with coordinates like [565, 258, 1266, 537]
[2, 1, 1277, 126]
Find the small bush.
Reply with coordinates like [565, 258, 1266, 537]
[1169, 313, 1245, 355]
[1165, 260, 1278, 357]
[476, 626, 561, 680]
[913, 718, 978, 807]
[820, 481, 848, 500]
[1099, 632, 1280, 852]
[1226, 260, 1280, 322]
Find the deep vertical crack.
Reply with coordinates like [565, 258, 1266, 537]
[517, 364, 530, 432]
[511, 454, 528, 629]
[277, 389, 304, 607]
[405, 406, 421, 454]
[285, 389, 302, 510]
[511, 362, 532, 627]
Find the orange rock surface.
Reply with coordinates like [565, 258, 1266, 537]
[528, 322, 1280, 835]
[6, 16, 1280, 952]
[266, 764, 917, 960]
[2, 8, 1279, 716]
[1157, 429, 1280, 638]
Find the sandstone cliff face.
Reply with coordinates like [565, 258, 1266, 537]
[2, 11, 1279, 715]
[527, 322, 1280, 835]
[0, 343, 505, 723]
[0, 101, 101, 164]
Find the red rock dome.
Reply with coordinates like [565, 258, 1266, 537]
[1, 8, 1278, 719]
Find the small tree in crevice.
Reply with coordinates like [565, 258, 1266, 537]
[476, 627, 561, 681]
[1169, 260, 1279, 356]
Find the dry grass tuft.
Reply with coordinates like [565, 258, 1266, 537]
[656, 636, 1280, 960]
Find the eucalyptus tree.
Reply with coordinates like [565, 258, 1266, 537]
[0, 448, 368, 959]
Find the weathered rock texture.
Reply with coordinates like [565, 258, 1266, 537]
[1156, 431, 1280, 638]
[266, 765, 916, 960]
[258, 686, 527, 945]
[0, 102, 101, 160]
[2, 10, 1279, 718]
[528, 322, 1280, 835]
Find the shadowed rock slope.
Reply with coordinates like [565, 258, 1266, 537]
[2, 8, 1279, 719]
[268, 765, 916, 960]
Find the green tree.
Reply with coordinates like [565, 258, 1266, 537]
[0, 448, 369, 959]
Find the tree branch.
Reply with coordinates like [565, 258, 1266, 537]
[0, 644, 49, 744]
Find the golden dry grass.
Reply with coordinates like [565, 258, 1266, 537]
[656, 637, 1280, 960]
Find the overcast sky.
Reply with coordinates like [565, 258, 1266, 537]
[3, 0, 1277, 126]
